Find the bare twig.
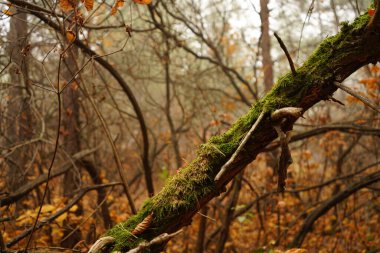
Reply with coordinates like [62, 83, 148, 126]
[273, 126, 292, 192]
[215, 111, 266, 181]
[23, 49, 66, 252]
[274, 32, 297, 76]
[334, 82, 380, 113]
[126, 230, 183, 253]
[79, 78, 137, 214]
[61, 187, 114, 243]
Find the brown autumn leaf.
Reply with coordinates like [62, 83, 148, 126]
[60, 0, 75, 12]
[132, 0, 152, 4]
[2, 3, 14, 16]
[84, 0, 94, 11]
[2, 8, 13, 16]
[66, 30, 76, 42]
[111, 0, 124, 15]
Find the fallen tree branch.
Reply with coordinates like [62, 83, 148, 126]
[0, 148, 97, 207]
[86, 12, 380, 252]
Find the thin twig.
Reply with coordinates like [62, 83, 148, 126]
[335, 82, 380, 113]
[78, 70, 137, 214]
[126, 230, 183, 253]
[23, 48, 66, 253]
[61, 186, 114, 242]
[215, 111, 266, 181]
[274, 32, 296, 76]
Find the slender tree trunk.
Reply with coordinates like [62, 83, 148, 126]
[215, 173, 243, 253]
[163, 37, 182, 169]
[60, 41, 83, 248]
[194, 206, 208, 253]
[5, 11, 32, 202]
[260, 0, 273, 93]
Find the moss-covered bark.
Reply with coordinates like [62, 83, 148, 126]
[104, 13, 380, 252]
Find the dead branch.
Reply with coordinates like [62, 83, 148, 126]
[214, 111, 266, 182]
[126, 230, 183, 253]
[334, 82, 380, 113]
[274, 32, 297, 76]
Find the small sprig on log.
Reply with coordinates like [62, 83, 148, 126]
[126, 230, 183, 253]
[214, 111, 266, 182]
[274, 32, 297, 76]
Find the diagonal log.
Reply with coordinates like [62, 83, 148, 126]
[93, 13, 380, 252]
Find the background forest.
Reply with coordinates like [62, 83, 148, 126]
[0, 0, 379, 252]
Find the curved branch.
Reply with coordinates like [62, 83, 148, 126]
[290, 170, 380, 248]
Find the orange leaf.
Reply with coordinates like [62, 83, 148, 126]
[368, 8, 375, 16]
[2, 3, 14, 16]
[60, 0, 74, 12]
[132, 0, 152, 5]
[2, 8, 13, 16]
[84, 0, 94, 11]
[371, 65, 380, 73]
[66, 30, 76, 42]
[111, 0, 124, 15]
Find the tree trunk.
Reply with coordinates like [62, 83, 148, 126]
[60, 43, 83, 248]
[98, 14, 380, 252]
[260, 0, 274, 93]
[5, 10, 32, 200]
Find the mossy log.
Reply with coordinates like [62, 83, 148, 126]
[100, 14, 380, 252]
